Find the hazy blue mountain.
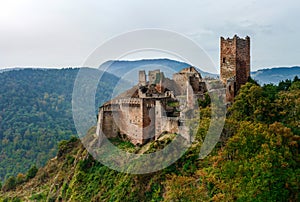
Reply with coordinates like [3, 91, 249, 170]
[0, 68, 23, 73]
[100, 59, 299, 85]
[251, 66, 300, 85]
[2, 60, 299, 86]
[99, 59, 217, 85]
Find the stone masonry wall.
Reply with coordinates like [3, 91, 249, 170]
[235, 36, 250, 90]
[220, 37, 237, 84]
[97, 66, 207, 145]
[220, 35, 250, 102]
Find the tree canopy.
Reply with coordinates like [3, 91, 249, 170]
[0, 68, 118, 181]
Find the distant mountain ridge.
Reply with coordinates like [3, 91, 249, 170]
[99, 59, 218, 85]
[1, 59, 299, 85]
[251, 66, 300, 84]
[99, 59, 299, 85]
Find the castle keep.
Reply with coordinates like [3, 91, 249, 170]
[96, 67, 207, 145]
[220, 35, 250, 102]
[96, 35, 251, 145]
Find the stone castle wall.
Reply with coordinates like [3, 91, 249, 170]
[139, 70, 146, 86]
[220, 37, 237, 84]
[97, 100, 144, 145]
[96, 35, 251, 146]
[97, 97, 177, 145]
[97, 67, 206, 146]
[235, 36, 250, 90]
[220, 35, 250, 102]
[148, 70, 161, 84]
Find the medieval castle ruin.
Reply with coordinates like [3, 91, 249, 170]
[96, 35, 251, 145]
[220, 35, 251, 102]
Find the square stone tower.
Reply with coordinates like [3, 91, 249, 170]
[220, 35, 250, 102]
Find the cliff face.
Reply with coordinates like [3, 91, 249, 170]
[0, 137, 87, 201]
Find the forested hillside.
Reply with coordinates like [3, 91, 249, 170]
[0, 68, 118, 181]
[1, 77, 299, 201]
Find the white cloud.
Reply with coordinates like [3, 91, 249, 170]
[0, 0, 299, 71]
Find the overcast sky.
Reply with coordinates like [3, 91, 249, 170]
[1, 0, 299, 72]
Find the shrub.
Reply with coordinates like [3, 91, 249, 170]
[2, 176, 16, 191]
[26, 165, 38, 180]
[16, 173, 26, 184]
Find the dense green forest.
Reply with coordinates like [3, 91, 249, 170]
[0, 77, 299, 201]
[0, 68, 119, 181]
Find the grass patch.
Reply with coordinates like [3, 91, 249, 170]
[109, 137, 137, 153]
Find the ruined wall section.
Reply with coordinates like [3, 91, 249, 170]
[155, 100, 163, 140]
[97, 66, 207, 146]
[173, 66, 205, 97]
[235, 36, 250, 90]
[220, 35, 251, 102]
[173, 73, 188, 95]
[98, 104, 120, 139]
[118, 100, 143, 145]
[161, 117, 179, 134]
[154, 98, 180, 140]
[225, 78, 236, 103]
[98, 97, 181, 145]
[189, 76, 200, 92]
[97, 99, 145, 145]
[148, 70, 161, 84]
[139, 70, 146, 86]
[220, 37, 237, 84]
[141, 99, 156, 144]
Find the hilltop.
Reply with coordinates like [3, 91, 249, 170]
[0, 61, 299, 182]
[1, 78, 299, 201]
